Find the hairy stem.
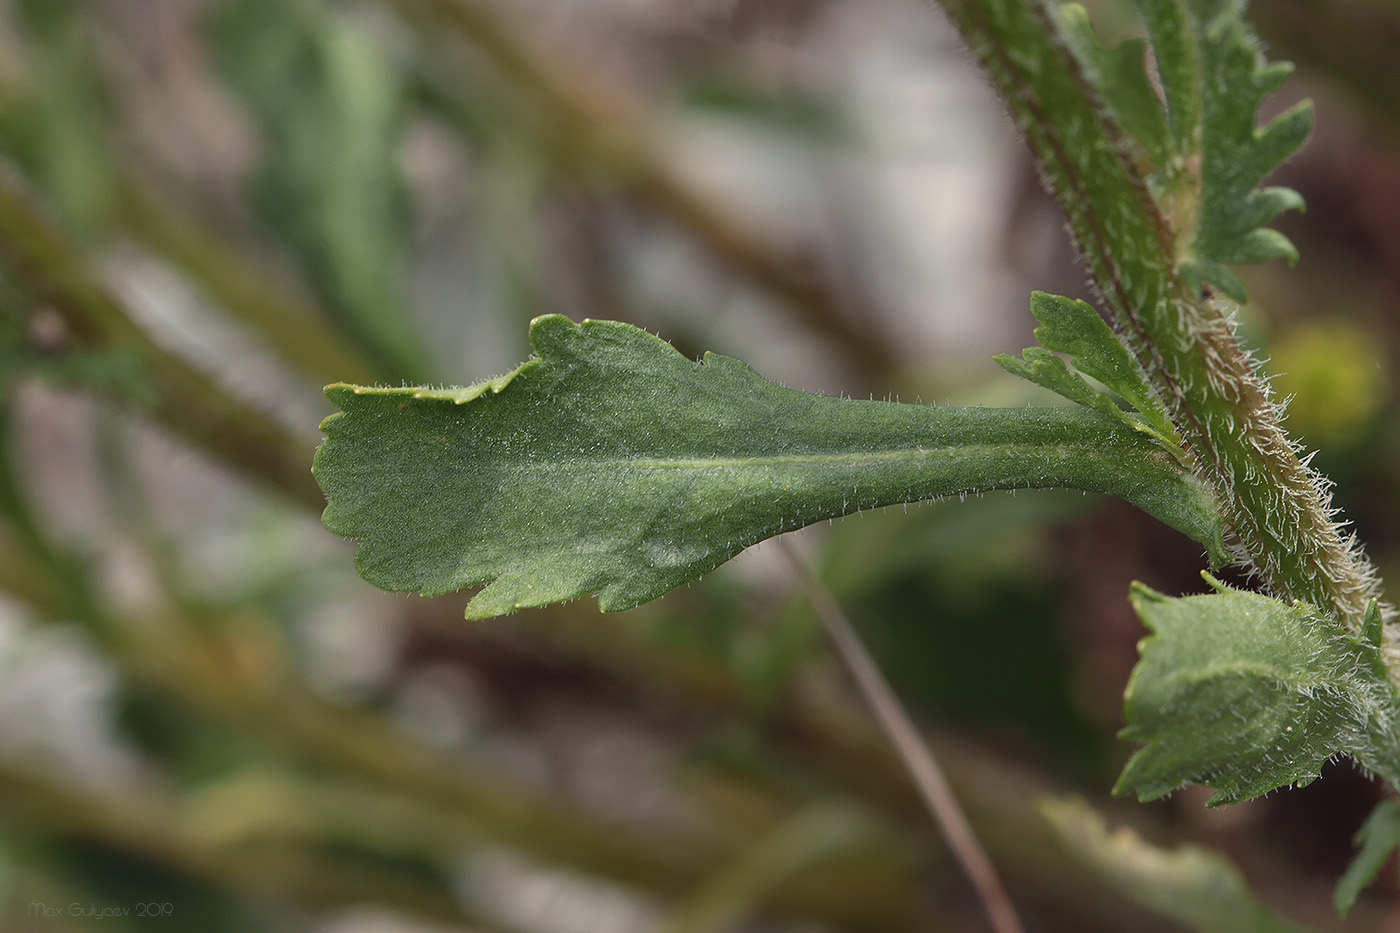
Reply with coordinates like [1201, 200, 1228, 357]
[934, 0, 1384, 638]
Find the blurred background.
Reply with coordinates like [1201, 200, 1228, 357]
[1, 0, 1399, 929]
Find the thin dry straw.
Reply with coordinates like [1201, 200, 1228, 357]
[778, 536, 1024, 933]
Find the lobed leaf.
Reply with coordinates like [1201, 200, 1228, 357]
[314, 316, 1225, 618]
[1058, 6, 1172, 170]
[1137, 0, 1199, 153]
[939, 0, 1373, 627]
[1054, 0, 1311, 301]
[1188, 0, 1312, 287]
[996, 292, 1180, 450]
[1116, 579, 1395, 806]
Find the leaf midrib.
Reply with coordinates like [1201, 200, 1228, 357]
[511, 443, 1160, 471]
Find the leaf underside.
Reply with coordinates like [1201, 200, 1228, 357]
[314, 316, 1223, 618]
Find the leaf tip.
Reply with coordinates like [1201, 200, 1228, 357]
[1128, 579, 1166, 606]
[323, 382, 367, 405]
[1199, 570, 1231, 594]
[1363, 600, 1384, 650]
[526, 314, 589, 358]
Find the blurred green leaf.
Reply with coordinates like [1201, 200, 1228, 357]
[5, 1, 115, 235]
[206, 0, 429, 380]
[314, 316, 1223, 617]
[1043, 796, 1311, 931]
[663, 805, 884, 933]
[1335, 798, 1400, 916]
[1059, 6, 1173, 168]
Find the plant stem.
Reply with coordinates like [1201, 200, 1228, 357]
[111, 173, 382, 387]
[778, 537, 1025, 933]
[0, 516, 944, 932]
[0, 164, 324, 510]
[0, 761, 521, 929]
[933, 0, 1385, 639]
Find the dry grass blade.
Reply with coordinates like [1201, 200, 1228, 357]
[778, 536, 1025, 933]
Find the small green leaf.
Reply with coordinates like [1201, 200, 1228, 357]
[1116, 579, 1392, 806]
[1051, 0, 1311, 300]
[1186, 0, 1312, 297]
[1335, 799, 1400, 916]
[1363, 600, 1385, 652]
[996, 292, 1180, 450]
[1137, 0, 1199, 152]
[1043, 796, 1311, 932]
[315, 316, 1226, 617]
[1059, 6, 1172, 168]
[995, 346, 1108, 411]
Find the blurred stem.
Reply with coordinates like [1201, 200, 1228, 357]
[0, 165, 324, 510]
[0, 67, 380, 390]
[511, 599, 1160, 930]
[662, 804, 886, 933]
[166, 645, 942, 930]
[0, 406, 116, 642]
[0, 527, 941, 932]
[0, 763, 505, 928]
[110, 174, 382, 388]
[385, 0, 898, 379]
[778, 538, 1025, 933]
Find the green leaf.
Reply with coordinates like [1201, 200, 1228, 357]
[1042, 796, 1311, 932]
[1189, 0, 1311, 290]
[1055, 0, 1311, 301]
[1137, 0, 1199, 152]
[996, 292, 1179, 449]
[1116, 578, 1394, 806]
[936, 0, 1174, 323]
[937, 1, 1369, 628]
[1146, 0, 1311, 298]
[2, 2, 117, 235]
[1335, 799, 1400, 916]
[314, 316, 1225, 618]
[1058, 6, 1172, 169]
[205, 0, 429, 380]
